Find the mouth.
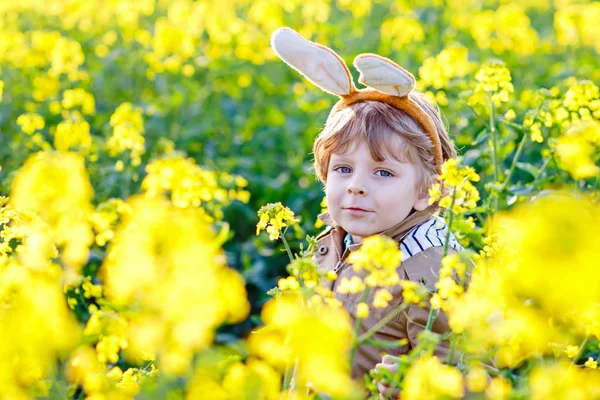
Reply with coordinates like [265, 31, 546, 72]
[343, 207, 372, 213]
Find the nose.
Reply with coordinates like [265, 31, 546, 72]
[347, 179, 368, 196]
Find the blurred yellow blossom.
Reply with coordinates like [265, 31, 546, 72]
[530, 362, 600, 399]
[356, 302, 369, 318]
[53, 119, 92, 154]
[17, 113, 45, 135]
[401, 355, 464, 399]
[419, 45, 472, 89]
[106, 102, 145, 166]
[556, 120, 600, 179]
[347, 235, 401, 287]
[61, 88, 96, 115]
[373, 288, 393, 308]
[248, 293, 358, 397]
[584, 357, 598, 369]
[10, 151, 94, 271]
[100, 196, 250, 374]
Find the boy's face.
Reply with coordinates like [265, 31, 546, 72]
[325, 138, 429, 242]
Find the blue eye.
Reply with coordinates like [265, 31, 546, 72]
[334, 166, 352, 173]
[376, 170, 393, 177]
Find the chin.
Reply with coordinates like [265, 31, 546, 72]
[343, 225, 377, 238]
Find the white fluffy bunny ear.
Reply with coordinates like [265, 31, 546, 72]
[271, 27, 355, 96]
[353, 53, 415, 97]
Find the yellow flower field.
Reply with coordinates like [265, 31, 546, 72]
[0, 0, 599, 399]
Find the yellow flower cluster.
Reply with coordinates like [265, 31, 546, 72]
[61, 88, 96, 116]
[468, 4, 539, 55]
[529, 362, 600, 399]
[187, 356, 280, 400]
[53, 119, 92, 154]
[554, 3, 600, 53]
[447, 193, 600, 371]
[256, 202, 299, 241]
[419, 45, 472, 89]
[429, 158, 481, 213]
[248, 293, 359, 397]
[142, 155, 249, 214]
[380, 15, 425, 50]
[431, 254, 467, 311]
[100, 196, 250, 374]
[469, 60, 514, 107]
[0, 258, 80, 398]
[556, 121, 600, 179]
[106, 102, 145, 166]
[402, 355, 464, 399]
[10, 152, 95, 272]
[347, 235, 402, 287]
[90, 198, 133, 246]
[17, 113, 45, 135]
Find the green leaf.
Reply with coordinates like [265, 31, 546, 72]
[515, 162, 540, 177]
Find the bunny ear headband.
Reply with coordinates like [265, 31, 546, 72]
[270, 27, 444, 172]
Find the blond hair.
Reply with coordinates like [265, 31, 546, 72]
[312, 92, 456, 194]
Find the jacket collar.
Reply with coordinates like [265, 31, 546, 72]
[317, 206, 437, 243]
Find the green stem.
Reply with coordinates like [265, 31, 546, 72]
[446, 336, 457, 364]
[572, 337, 589, 365]
[500, 130, 528, 194]
[349, 287, 372, 365]
[425, 307, 438, 331]
[280, 232, 294, 263]
[426, 190, 456, 332]
[489, 100, 500, 213]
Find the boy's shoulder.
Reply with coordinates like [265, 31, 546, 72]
[315, 226, 334, 242]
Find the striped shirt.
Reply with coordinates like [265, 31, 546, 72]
[343, 216, 463, 261]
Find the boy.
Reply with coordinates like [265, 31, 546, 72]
[271, 28, 462, 386]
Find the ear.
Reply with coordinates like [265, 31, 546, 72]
[413, 194, 430, 211]
[353, 53, 415, 97]
[271, 27, 356, 96]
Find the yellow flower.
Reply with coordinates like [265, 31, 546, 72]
[347, 235, 401, 287]
[256, 202, 299, 241]
[402, 355, 464, 399]
[470, 60, 514, 107]
[584, 357, 597, 369]
[555, 121, 600, 179]
[564, 345, 579, 359]
[466, 364, 488, 392]
[325, 270, 338, 281]
[504, 109, 516, 121]
[100, 196, 250, 374]
[142, 155, 240, 214]
[356, 302, 369, 318]
[10, 151, 95, 270]
[430, 159, 480, 213]
[53, 119, 92, 154]
[106, 102, 145, 166]
[373, 288, 393, 308]
[337, 276, 365, 295]
[400, 280, 428, 306]
[530, 361, 599, 400]
[278, 276, 299, 291]
[17, 113, 45, 135]
[419, 44, 472, 89]
[61, 88, 96, 115]
[485, 376, 512, 400]
[248, 293, 358, 397]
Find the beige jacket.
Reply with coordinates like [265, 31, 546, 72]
[313, 208, 459, 379]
